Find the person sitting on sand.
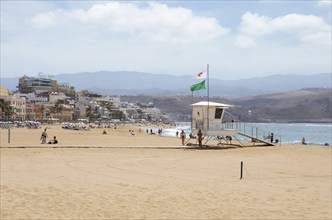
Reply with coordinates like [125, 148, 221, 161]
[103, 129, 107, 134]
[48, 136, 58, 144]
[302, 137, 306, 145]
[189, 133, 196, 139]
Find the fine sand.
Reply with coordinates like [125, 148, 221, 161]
[1, 124, 331, 219]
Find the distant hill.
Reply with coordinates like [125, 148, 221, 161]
[1, 71, 331, 98]
[222, 74, 332, 92]
[230, 88, 332, 122]
[121, 88, 332, 123]
[0, 71, 330, 122]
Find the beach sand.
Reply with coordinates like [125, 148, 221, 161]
[1, 124, 331, 219]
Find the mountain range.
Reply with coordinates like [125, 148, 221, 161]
[120, 88, 331, 123]
[1, 71, 331, 98]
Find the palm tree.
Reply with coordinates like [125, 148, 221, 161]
[0, 99, 14, 121]
[137, 109, 143, 120]
[85, 105, 92, 121]
[93, 106, 101, 120]
[58, 104, 63, 121]
[40, 104, 45, 121]
[112, 110, 125, 120]
[50, 103, 64, 121]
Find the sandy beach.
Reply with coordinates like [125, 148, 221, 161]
[1, 124, 331, 219]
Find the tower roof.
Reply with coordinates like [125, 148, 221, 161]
[191, 101, 234, 108]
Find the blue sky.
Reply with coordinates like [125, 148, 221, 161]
[1, 0, 331, 79]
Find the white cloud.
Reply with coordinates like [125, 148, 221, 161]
[317, 0, 332, 6]
[1, 1, 331, 80]
[235, 12, 331, 48]
[29, 10, 60, 28]
[234, 35, 256, 48]
[28, 2, 229, 43]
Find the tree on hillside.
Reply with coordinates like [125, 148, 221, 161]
[40, 104, 45, 120]
[85, 105, 101, 122]
[111, 110, 125, 120]
[85, 105, 92, 121]
[50, 103, 64, 121]
[0, 98, 14, 121]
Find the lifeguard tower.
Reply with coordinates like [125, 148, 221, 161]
[191, 101, 237, 136]
[189, 101, 275, 147]
[188, 64, 277, 147]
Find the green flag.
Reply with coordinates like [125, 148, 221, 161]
[190, 80, 206, 92]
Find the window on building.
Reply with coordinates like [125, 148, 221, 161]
[215, 108, 223, 119]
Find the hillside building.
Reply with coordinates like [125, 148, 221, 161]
[10, 94, 26, 121]
[57, 83, 76, 99]
[49, 92, 66, 103]
[18, 75, 76, 98]
[0, 87, 26, 121]
[18, 75, 57, 94]
[0, 86, 10, 97]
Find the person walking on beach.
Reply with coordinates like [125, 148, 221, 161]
[270, 133, 274, 143]
[40, 128, 48, 144]
[180, 130, 186, 145]
[197, 129, 203, 147]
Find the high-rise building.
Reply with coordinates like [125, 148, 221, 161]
[18, 75, 57, 94]
[18, 75, 76, 98]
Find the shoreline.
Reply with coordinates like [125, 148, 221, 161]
[1, 122, 331, 147]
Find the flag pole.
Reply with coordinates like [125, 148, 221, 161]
[207, 64, 210, 130]
[191, 91, 193, 131]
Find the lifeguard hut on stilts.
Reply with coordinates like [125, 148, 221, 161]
[187, 64, 276, 147]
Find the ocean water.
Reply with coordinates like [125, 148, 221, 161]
[162, 122, 332, 145]
[245, 123, 331, 145]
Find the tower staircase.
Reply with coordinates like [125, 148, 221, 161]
[221, 121, 279, 147]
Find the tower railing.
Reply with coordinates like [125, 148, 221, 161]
[221, 121, 281, 145]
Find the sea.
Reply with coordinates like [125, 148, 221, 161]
[161, 122, 332, 145]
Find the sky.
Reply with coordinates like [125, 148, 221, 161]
[1, 0, 331, 80]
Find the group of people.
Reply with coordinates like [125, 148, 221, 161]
[146, 128, 163, 136]
[179, 129, 203, 146]
[40, 128, 58, 144]
[266, 132, 275, 143]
